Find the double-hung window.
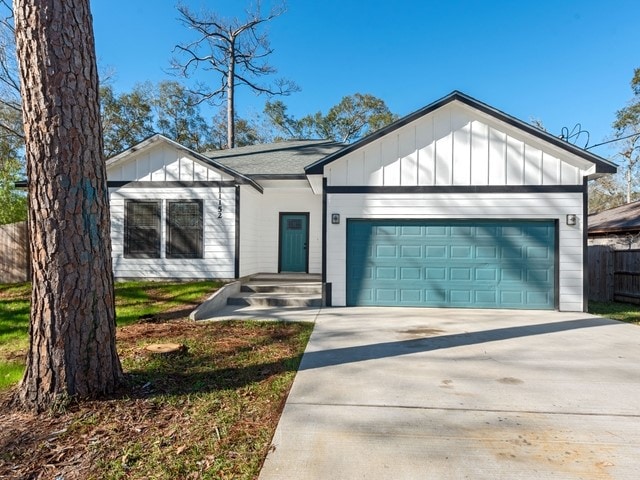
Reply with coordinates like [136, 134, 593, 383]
[166, 200, 203, 258]
[124, 201, 161, 258]
[124, 199, 203, 259]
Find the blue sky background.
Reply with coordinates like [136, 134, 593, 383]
[92, 0, 639, 158]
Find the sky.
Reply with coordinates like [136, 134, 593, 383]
[91, 0, 640, 159]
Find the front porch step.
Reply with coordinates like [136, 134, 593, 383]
[224, 273, 323, 308]
[249, 273, 322, 282]
[227, 292, 322, 307]
[241, 283, 322, 295]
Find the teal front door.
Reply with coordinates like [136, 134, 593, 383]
[279, 213, 309, 272]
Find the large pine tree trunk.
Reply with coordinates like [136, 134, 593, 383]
[14, 0, 122, 412]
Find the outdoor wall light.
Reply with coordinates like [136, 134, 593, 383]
[566, 214, 577, 226]
[331, 213, 340, 224]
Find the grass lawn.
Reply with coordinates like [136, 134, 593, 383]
[588, 300, 640, 325]
[0, 281, 314, 479]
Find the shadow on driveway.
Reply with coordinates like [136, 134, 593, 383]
[299, 316, 619, 370]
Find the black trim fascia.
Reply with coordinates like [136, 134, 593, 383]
[325, 185, 585, 194]
[583, 178, 589, 312]
[278, 212, 310, 273]
[108, 180, 240, 189]
[321, 177, 327, 284]
[234, 185, 240, 279]
[305, 91, 616, 175]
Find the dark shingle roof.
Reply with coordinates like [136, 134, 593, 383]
[205, 139, 345, 177]
[589, 200, 640, 234]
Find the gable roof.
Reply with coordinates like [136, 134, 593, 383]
[305, 91, 617, 176]
[205, 139, 344, 178]
[106, 134, 263, 191]
[589, 200, 640, 234]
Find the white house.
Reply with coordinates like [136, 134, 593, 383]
[106, 91, 616, 312]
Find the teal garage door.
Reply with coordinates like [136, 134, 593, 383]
[346, 220, 556, 309]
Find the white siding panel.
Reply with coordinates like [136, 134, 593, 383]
[122, 161, 137, 181]
[326, 192, 585, 311]
[137, 155, 151, 181]
[416, 117, 435, 185]
[108, 144, 231, 183]
[110, 166, 123, 181]
[382, 136, 400, 186]
[363, 144, 382, 186]
[470, 120, 489, 185]
[561, 162, 580, 184]
[323, 102, 592, 188]
[348, 152, 365, 185]
[434, 109, 452, 185]
[488, 128, 506, 185]
[542, 153, 561, 184]
[149, 154, 165, 181]
[452, 108, 471, 185]
[506, 136, 525, 185]
[180, 157, 194, 181]
[165, 157, 180, 181]
[194, 162, 209, 181]
[328, 159, 348, 185]
[399, 127, 417, 186]
[524, 145, 543, 185]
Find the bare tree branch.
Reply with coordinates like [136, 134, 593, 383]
[171, 1, 298, 148]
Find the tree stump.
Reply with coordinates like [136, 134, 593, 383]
[144, 343, 186, 355]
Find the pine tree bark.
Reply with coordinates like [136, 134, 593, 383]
[14, 0, 122, 412]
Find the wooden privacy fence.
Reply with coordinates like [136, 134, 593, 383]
[588, 245, 640, 303]
[0, 221, 30, 283]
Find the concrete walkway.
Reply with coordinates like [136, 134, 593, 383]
[259, 307, 640, 479]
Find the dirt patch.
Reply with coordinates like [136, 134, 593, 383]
[0, 319, 312, 479]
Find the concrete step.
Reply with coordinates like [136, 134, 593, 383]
[227, 292, 322, 307]
[249, 273, 322, 282]
[241, 283, 322, 294]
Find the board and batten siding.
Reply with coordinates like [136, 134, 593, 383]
[325, 103, 592, 187]
[108, 142, 234, 182]
[326, 192, 584, 311]
[239, 183, 322, 276]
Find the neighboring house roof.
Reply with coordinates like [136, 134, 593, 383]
[589, 200, 640, 235]
[205, 139, 345, 178]
[305, 90, 617, 176]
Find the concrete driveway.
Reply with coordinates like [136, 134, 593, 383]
[259, 308, 640, 479]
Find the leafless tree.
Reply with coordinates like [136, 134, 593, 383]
[171, 1, 297, 149]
